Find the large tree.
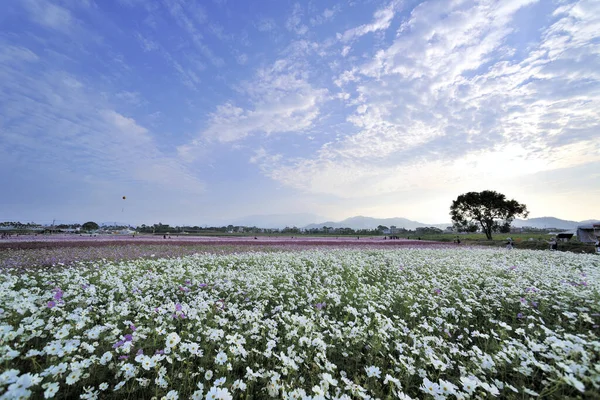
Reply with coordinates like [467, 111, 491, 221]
[450, 190, 528, 240]
[82, 221, 99, 231]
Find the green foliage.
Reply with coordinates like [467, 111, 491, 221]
[450, 190, 529, 240]
[81, 221, 99, 231]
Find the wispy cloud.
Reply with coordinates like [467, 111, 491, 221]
[197, 59, 328, 143]
[254, 0, 600, 200]
[22, 0, 75, 33]
[286, 3, 309, 36]
[0, 43, 204, 196]
[163, 0, 224, 66]
[338, 0, 400, 42]
[310, 5, 341, 26]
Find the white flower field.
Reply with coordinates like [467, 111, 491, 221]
[1, 248, 599, 399]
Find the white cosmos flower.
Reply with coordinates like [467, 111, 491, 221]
[165, 332, 181, 349]
[460, 377, 478, 394]
[99, 352, 112, 365]
[322, 373, 338, 386]
[364, 366, 381, 378]
[215, 351, 227, 365]
[43, 382, 60, 398]
[205, 386, 233, 400]
[65, 369, 82, 385]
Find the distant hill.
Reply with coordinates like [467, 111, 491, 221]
[302, 215, 599, 231]
[513, 217, 600, 230]
[303, 216, 449, 230]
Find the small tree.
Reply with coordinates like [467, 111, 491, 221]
[450, 190, 528, 240]
[82, 221, 99, 231]
[377, 225, 389, 233]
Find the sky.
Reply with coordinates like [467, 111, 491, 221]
[1, 0, 599, 226]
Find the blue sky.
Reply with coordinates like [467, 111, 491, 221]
[1, 0, 599, 226]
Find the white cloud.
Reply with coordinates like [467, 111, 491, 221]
[195, 59, 328, 144]
[286, 3, 309, 35]
[339, 0, 400, 42]
[310, 5, 341, 26]
[22, 0, 75, 32]
[0, 48, 204, 194]
[163, 0, 224, 66]
[253, 0, 600, 199]
[0, 45, 39, 64]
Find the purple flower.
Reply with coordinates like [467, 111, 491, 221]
[53, 289, 63, 301]
[185, 280, 191, 285]
[517, 313, 523, 319]
[434, 288, 442, 295]
[155, 349, 164, 355]
[175, 303, 182, 312]
[47, 301, 56, 309]
[199, 283, 207, 288]
[113, 340, 125, 348]
[531, 301, 538, 308]
[520, 297, 527, 304]
[119, 355, 128, 360]
[509, 266, 517, 270]
[179, 286, 189, 292]
[124, 334, 133, 342]
[315, 302, 326, 310]
[136, 349, 144, 355]
[130, 324, 137, 331]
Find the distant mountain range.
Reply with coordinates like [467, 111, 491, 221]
[303, 216, 449, 230]
[302, 216, 599, 231]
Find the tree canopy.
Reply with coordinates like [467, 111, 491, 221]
[82, 221, 99, 231]
[450, 190, 529, 240]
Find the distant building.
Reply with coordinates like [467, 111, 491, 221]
[577, 224, 600, 243]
